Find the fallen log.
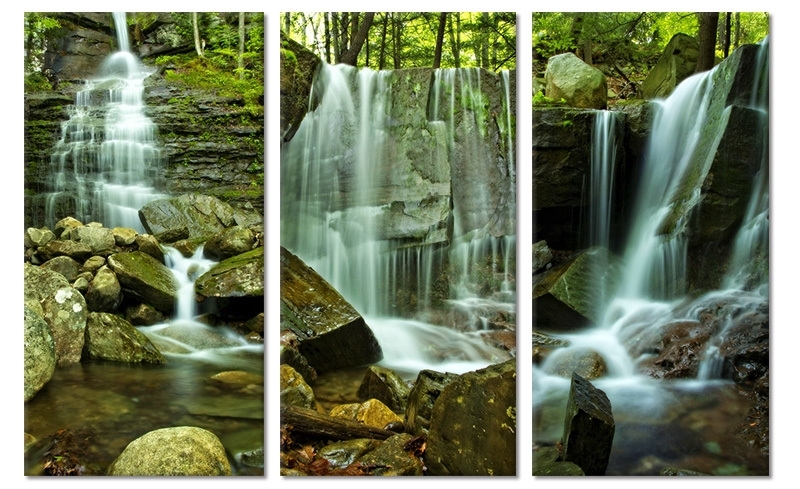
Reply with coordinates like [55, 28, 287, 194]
[280, 404, 397, 441]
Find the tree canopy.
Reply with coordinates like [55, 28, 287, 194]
[282, 12, 517, 72]
[533, 12, 768, 76]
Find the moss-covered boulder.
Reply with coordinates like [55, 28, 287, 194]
[107, 250, 179, 314]
[83, 312, 165, 364]
[195, 246, 264, 320]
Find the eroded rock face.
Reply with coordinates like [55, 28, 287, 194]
[107, 426, 232, 476]
[425, 359, 516, 476]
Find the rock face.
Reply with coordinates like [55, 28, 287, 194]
[561, 372, 615, 476]
[545, 53, 608, 109]
[425, 359, 516, 476]
[641, 33, 700, 99]
[279, 246, 383, 373]
[107, 426, 232, 476]
[280, 31, 321, 144]
[404, 369, 459, 436]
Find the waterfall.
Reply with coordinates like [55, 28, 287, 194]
[281, 63, 514, 374]
[535, 40, 770, 474]
[44, 12, 166, 232]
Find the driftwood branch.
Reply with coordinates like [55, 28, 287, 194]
[280, 404, 396, 441]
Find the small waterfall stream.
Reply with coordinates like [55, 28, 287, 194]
[281, 63, 515, 378]
[534, 39, 769, 475]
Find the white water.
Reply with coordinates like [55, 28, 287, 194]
[281, 63, 515, 374]
[45, 12, 166, 232]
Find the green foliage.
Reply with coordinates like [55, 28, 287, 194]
[24, 73, 52, 92]
[283, 12, 515, 72]
[154, 13, 263, 115]
[532, 90, 566, 107]
[24, 13, 62, 75]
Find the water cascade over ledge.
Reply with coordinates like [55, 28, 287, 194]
[43, 12, 166, 232]
[533, 38, 769, 475]
[281, 63, 516, 377]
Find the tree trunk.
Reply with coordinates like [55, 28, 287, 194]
[280, 404, 396, 441]
[695, 12, 719, 73]
[379, 13, 388, 70]
[448, 12, 461, 68]
[341, 12, 375, 66]
[433, 12, 447, 69]
[238, 12, 245, 79]
[192, 12, 204, 57]
[722, 12, 731, 57]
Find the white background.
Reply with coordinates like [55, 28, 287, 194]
[6, 1, 795, 485]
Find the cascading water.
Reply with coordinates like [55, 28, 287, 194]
[44, 12, 166, 232]
[281, 63, 515, 377]
[534, 38, 769, 475]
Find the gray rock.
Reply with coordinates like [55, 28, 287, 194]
[545, 53, 607, 109]
[358, 365, 410, 413]
[24, 306, 56, 402]
[279, 246, 382, 373]
[107, 426, 231, 476]
[107, 251, 179, 314]
[84, 266, 122, 312]
[24, 264, 87, 366]
[83, 312, 165, 364]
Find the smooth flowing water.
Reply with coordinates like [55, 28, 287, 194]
[26, 13, 264, 475]
[281, 63, 515, 382]
[44, 12, 166, 232]
[533, 39, 769, 475]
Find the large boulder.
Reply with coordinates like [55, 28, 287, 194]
[24, 263, 88, 366]
[107, 251, 179, 314]
[138, 193, 237, 242]
[84, 265, 122, 312]
[425, 359, 516, 476]
[107, 426, 231, 476]
[194, 246, 264, 320]
[279, 246, 383, 373]
[641, 33, 700, 100]
[83, 312, 166, 364]
[24, 306, 56, 402]
[545, 53, 607, 109]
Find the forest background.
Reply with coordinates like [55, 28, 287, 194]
[8, 2, 799, 486]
